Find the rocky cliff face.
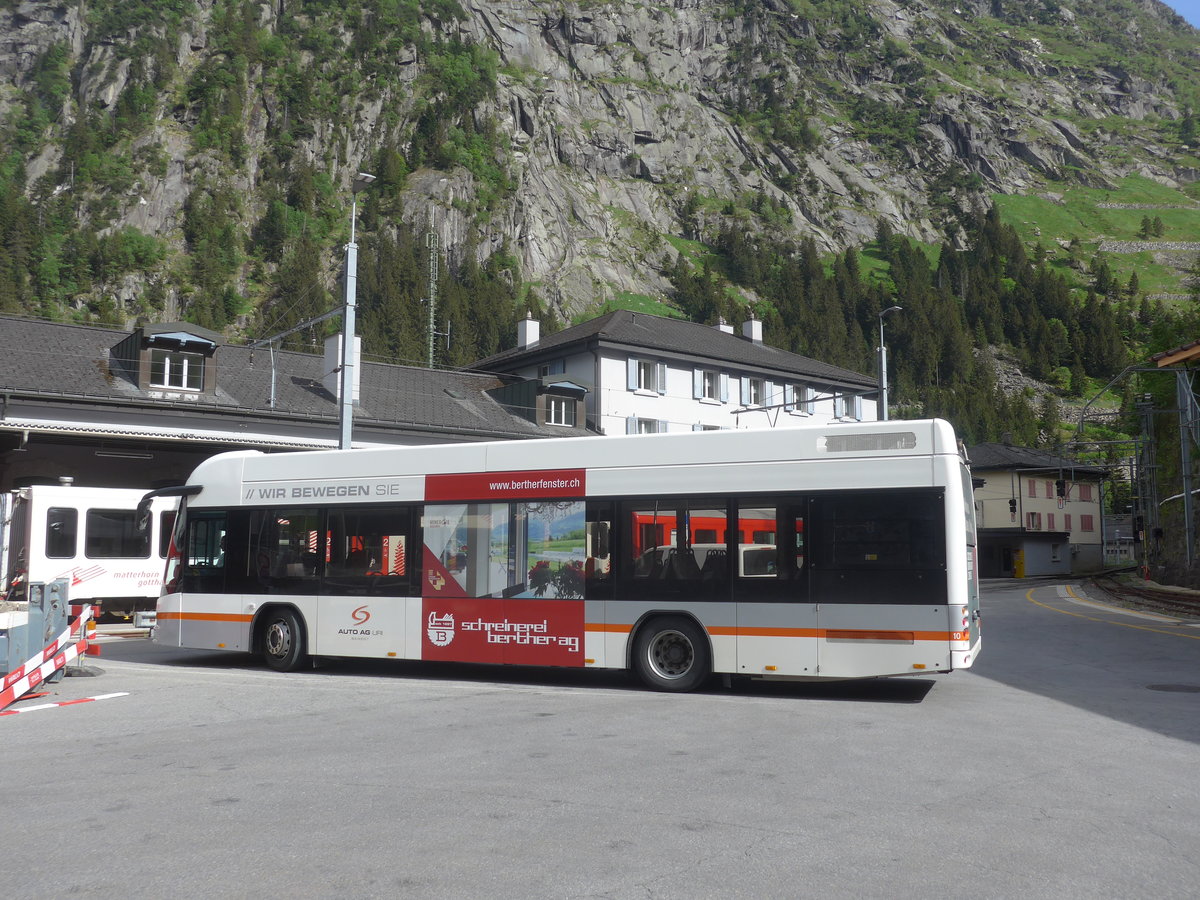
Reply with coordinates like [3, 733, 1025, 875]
[2, 0, 1198, 321]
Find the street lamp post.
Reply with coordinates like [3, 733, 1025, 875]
[339, 172, 376, 450]
[877, 305, 902, 421]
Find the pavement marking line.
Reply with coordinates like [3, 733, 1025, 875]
[0, 691, 130, 718]
[1026, 587, 1200, 641]
[1057, 585, 1185, 623]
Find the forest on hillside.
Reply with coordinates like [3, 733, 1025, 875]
[2, 0, 1200, 455]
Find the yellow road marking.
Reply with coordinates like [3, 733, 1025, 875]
[1025, 586, 1200, 641]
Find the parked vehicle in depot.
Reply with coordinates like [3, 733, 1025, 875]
[2, 480, 177, 619]
[148, 419, 980, 691]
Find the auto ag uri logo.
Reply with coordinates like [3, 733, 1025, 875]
[352, 605, 371, 626]
[427, 611, 454, 647]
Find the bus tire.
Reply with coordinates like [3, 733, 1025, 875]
[632, 616, 711, 692]
[261, 608, 308, 672]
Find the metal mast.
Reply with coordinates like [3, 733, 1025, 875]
[425, 230, 439, 368]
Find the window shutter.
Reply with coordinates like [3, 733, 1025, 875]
[656, 362, 667, 395]
[834, 396, 845, 418]
[851, 395, 862, 420]
[720, 373, 729, 403]
[740, 376, 751, 405]
[693, 369, 704, 399]
[627, 358, 638, 391]
[626, 415, 638, 434]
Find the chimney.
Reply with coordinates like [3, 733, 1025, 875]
[323, 334, 361, 403]
[742, 315, 762, 344]
[517, 312, 540, 349]
[715, 316, 734, 334]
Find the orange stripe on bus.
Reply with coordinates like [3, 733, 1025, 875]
[587, 623, 954, 641]
[585, 623, 632, 633]
[157, 612, 254, 623]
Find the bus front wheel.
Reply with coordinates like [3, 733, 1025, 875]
[261, 608, 308, 672]
[632, 616, 711, 692]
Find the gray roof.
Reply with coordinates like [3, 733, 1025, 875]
[473, 310, 877, 390]
[0, 316, 590, 446]
[967, 442, 1108, 478]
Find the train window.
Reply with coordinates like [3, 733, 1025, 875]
[85, 509, 150, 558]
[45, 507, 78, 558]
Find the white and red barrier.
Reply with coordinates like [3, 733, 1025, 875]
[0, 604, 96, 712]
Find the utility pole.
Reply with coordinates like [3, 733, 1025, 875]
[339, 172, 375, 449]
[425, 230, 439, 368]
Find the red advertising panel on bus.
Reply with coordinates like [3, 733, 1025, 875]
[421, 597, 584, 667]
[425, 469, 585, 502]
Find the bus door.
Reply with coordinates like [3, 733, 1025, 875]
[733, 501, 817, 677]
[808, 490, 949, 678]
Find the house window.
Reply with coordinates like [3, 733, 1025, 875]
[1026, 511, 1042, 530]
[747, 378, 763, 406]
[627, 416, 665, 434]
[628, 358, 666, 394]
[539, 359, 566, 377]
[150, 349, 204, 391]
[784, 384, 814, 415]
[1027, 479, 1036, 499]
[702, 370, 719, 400]
[1080, 514, 1095, 532]
[1079, 484, 1093, 502]
[1051, 544, 1061, 562]
[547, 396, 576, 426]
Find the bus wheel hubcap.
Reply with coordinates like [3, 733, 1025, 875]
[267, 622, 291, 658]
[650, 632, 692, 678]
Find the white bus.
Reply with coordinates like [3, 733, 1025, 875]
[149, 420, 980, 691]
[2, 482, 178, 619]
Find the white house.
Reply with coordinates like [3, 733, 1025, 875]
[474, 310, 880, 435]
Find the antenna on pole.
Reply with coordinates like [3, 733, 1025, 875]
[425, 230, 439, 368]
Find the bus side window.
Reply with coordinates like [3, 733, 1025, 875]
[45, 507, 77, 558]
[325, 506, 414, 596]
[247, 509, 322, 594]
[585, 502, 613, 599]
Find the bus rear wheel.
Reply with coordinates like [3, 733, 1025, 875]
[261, 608, 308, 672]
[632, 616, 711, 692]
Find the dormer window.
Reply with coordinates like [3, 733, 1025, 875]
[150, 348, 205, 391]
[111, 323, 222, 396]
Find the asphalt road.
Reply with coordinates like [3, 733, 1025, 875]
[2, 580, 1198, 899]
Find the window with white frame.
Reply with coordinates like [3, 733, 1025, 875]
[786, 384, 814, 415]
[150, 349, 204, 391]
[744, 377, 764, 406]
[1026, 511, 1042, 530]
[628, 358, 667, 394]
[547, 396, 576, 426]
[693, 368, 725, 402]
[627, 416, 665, 434]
